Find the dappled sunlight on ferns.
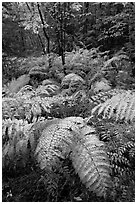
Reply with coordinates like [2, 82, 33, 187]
[91, 90, 135, 123]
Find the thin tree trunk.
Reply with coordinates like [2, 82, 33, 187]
[37, 2, 52, 69]
[83, 2, 89, 34]
[37, 2, 50, 54]
[38, 33, 46, 54]
[63, 3, 66, 63]
[59, 2, 65, 65]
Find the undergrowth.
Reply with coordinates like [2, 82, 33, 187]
[2, 48, 135, 202]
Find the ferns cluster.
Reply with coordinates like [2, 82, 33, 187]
[3, 116, 112, 198]
[2, 118, 33, 169]
[92, 119, 135, 198]
[2, 50, 135, 201]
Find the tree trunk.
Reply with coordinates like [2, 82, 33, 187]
[59, 2, 65, 65]
[38, 33, 46, 54]
[83, 2, 89, 34]
[37, 3, 50, 54]
[37, 2, 52, 69]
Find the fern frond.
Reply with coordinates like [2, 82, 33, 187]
[2, 119, 33, 169]
[103, 54, 129, 71]
[16, 85, 35, 96]
[35, 117, 112, 196]
[35, 84, 60, 97]
[90, 78, 111, 94]
[71, 126, 111, 197]
[42, 79, 56, 86]
[89, 88, 124, 106]
[61, 73, 85, 89]
[8, 74, 30, 93]
[29, 119, 58, 152]
[35, 117, 85, 170]
[91, 90, 135, 123]
[29, 66, 48, 78]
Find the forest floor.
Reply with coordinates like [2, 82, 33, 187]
[2, 50, 135, 202]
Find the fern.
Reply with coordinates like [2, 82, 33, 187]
[61, 73, 85, 89]
[35, 117, 85, 169]
[42, 79, 59, 86]
[2, 94, 55, 121]
[71, 126, 111, 197]
[35, 84, 60, 97]
[29, 119, 58, 153]
[8, 74, 30, 93]
[16, 85, 35, 96]
[90, 78, 111, 94]
[103, 54, 129, 71]
[2, 118, 33, 169]
[91, 90, 135, 123]
[29, 66, 48, 77]
[89, 88, 124, 106]
[92, 119, 135, 180]
[35, 117, 111, 197]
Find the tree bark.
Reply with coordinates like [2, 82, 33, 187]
[37, 2, 50, 54]
[83, 2, 89, 34]
[59, 2, 65, 65]
[38, 33, 46, 54]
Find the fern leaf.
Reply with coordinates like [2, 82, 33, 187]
[39, 99, 51, 114]
[35, 117, 84, 170]
[16, 85, 35, 96]
[59, 116, 84, 129]
[28, 120, 51, 152]
[15, 139, 28, 156]
[117, 99, 128, 121]
[2, 119, 33, 169]
[61, 73, 85, 88]
[31, 102, 42, 118]
[35, 85, 51, 97]
[91, 90, 135, 123]
[8, 74, 30, 93]
[124, 94, 135, 122]
[45, 84, 60, 92]
[107, 95, 121, 119]
[71, 127, 111, 197]
[42, 79, 56, 86]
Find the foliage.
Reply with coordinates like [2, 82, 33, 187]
[71, 125, 111, 198]
[3, 116, 112, 198]
[2, 118, 33, 170]
[91, 90, 135, 123]
[8, 75, 30, 93]
[2, 1, 135, 202]
[90, 77, 111, 94]
[96, 3, 135, 54]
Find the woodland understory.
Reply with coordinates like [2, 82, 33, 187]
[2, 2, 135, 202]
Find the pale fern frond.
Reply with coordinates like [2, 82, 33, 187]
[71, 126, 111, 197]
[35, 117, 85, 170]
[61, 73, 85, 89]
[35, 117, 112, 196]
[8, 74, 30, 93]
[124, 94, 135, 122]
[16, 85, 35, 96]
[29, 66, 48, 78]
[35, 84, 60, 97]
[103, 54, 129, 71]
[91, 90, 135, 123]
[42, 79, 56, 86]
[29, 119, 58, 153]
